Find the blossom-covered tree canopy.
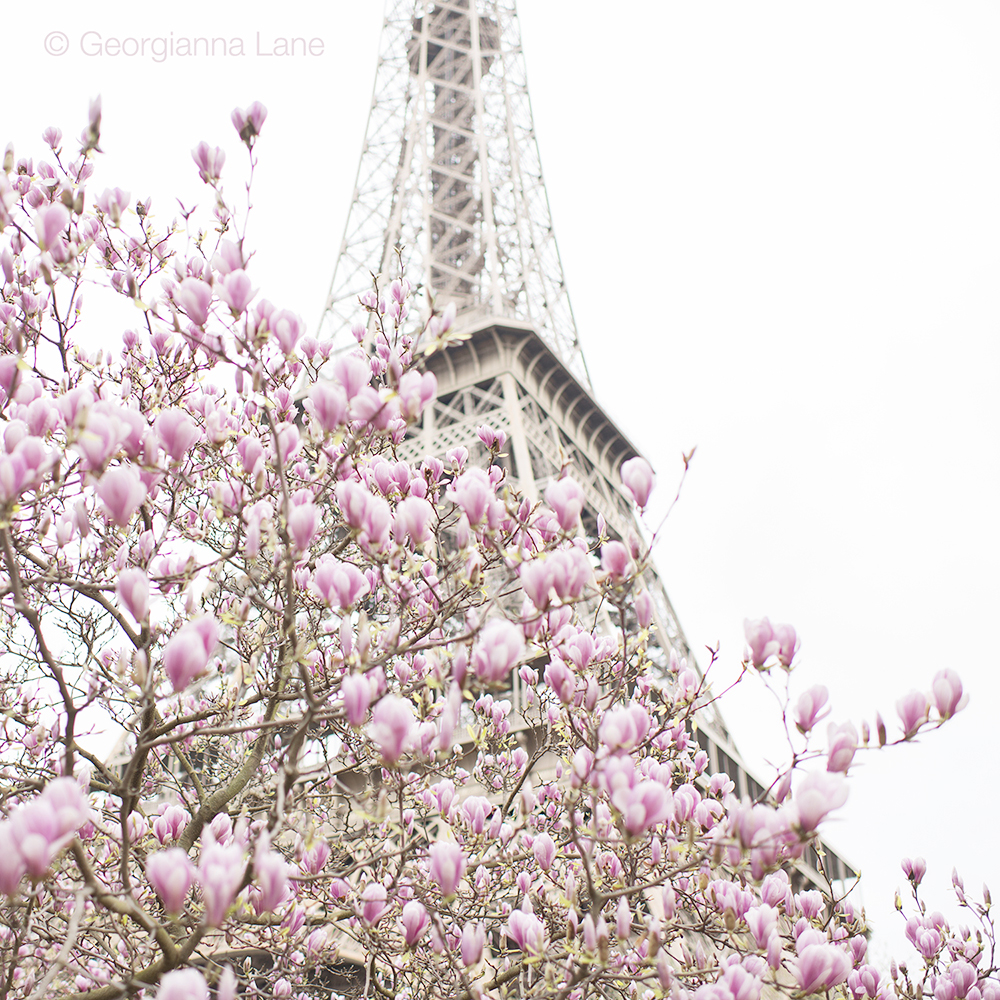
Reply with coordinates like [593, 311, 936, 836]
[0, 100, 991, 1000]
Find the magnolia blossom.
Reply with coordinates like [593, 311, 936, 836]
[341, 673, 372, 727]
[621, 780, 673, 836]
[199, 834, 245, 927]
[792, 771, 848, 835]
[532, 832, 556, 871]
[508, 908, 546, 954]
[744, 617, 778, 667]
[793, 685, 831, 733]
[620, 456, 654, 508]
[146, 849, 196, 914]
[897, 689, 930, 738]
[162, 616, 219, 692]
[116, 567, 150, 622]
[794, 943, 852, 994]
[544, 476, 585, 531]
[826, 721, 858, 773]
[156, 969, 209, 1000]
[931, 669, 967, 719]
[253, 841, 290, 913]
[97, 466, 147, 527]
[428, 840, 466, 896]
[461, 921, 486, 967]
[360, 883, 390, 925]
[471, 619, 524, 684]
[369, 695, 415, 764]
[400, 900, 430, 946]
[449, 467, 497, 526]
[312, 558, 370, 609]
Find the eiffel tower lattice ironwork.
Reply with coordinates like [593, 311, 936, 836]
[318, 0, 854, 891]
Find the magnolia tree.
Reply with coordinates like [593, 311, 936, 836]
[0, 100, 993, 1000]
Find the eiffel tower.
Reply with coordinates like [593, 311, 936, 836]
[318, 0, 853, 890]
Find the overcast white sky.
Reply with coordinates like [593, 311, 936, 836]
[5, 0, 998, 964]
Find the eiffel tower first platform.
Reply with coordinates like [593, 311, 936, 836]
[318, 0, 854, 891]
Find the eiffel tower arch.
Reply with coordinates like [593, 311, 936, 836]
[318, 0, 854, 891]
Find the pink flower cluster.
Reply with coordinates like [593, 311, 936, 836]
[0, 778, 89, 894]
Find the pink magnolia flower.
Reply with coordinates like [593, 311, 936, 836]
[156, 968, 209, 1000]
[231, 101, 268, 143]
[369, 696, 414, 764]
[34, 203, 68, 251]
[549, 547, 593, 601]
[508, 908, 546, 954]
[0, 823, 27, 895]
[931, 669, 967, 719]
[599, 703, 650, 754]
[744, 618, 778, 667]
[153, 805, 190, 844]
[287, 501, 319, 553]
[772, 622, 799, 666]
[333, 353, 371, 399]
[897, 690, 930, 738]
[901, 856, 927, 885]
[621, 780, 673, 836]
[826, 721, 858, 773]
[794, 943, 852, 994]
[9, 778, 89, 879]
[477, 425, 507, 450]
[76, 413, 125, 470]
[97, 466, 147, 527]
[175, 277, 213, 327]
[635, 589, 655, 628]
[305, 381, 348, 432]
[146, 848, 196, 914]
[471, 619, 524, 684]
[544, 658, 577, 704]
[392, 495, 435, 546]
[253, 842, 290, 913]
[162, 616, 219, 693]
[520, 559, 555, 610]
[461, 920, 485, 967]
[745, 904, 778, 949]
[191, 141, 225, 183]
[360, 883, 390, 925]
[337, 481, 391, 552]
[117, 567, 150, 623]
[199, 834, 245, 926]
[95, 187, 130, 225]
[792, 771, 848, 835]
[794, 686, 831, 733]
[396, 369, 438, 421]
[545, 476, 585, 531]
[533, 832, 556, 871]
[400, 899, 430, 946]
[312, 559, 370, 610]
[217, 967, 238, 1000]
[428, 840, 466, 896]
[155, 409, 202, 461]
[341, 673, 372, 727]
[217, 269, 256, 315]
[271, 309, 305, 354]
[620, 456, 655, 508]
[449, 467, 496, 526]
[212, 239, 244, 275]
[948, 961, 978, 999]
[601, 540, 632, 580]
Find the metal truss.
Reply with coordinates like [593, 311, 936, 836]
[319, 0, 590, 386]
[318, 0, 856, 891]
